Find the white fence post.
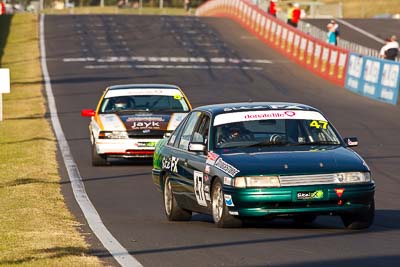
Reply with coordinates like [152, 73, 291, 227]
[0, 68, 11, 122]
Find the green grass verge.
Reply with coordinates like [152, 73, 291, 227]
[0, 14, 103, 266]
[43, 6, 191, 15]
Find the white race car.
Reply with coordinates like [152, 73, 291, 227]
[81, 84, 192, 166]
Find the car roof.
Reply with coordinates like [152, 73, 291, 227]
[107, 84, 181, 91]
[193, 102, 320, 116]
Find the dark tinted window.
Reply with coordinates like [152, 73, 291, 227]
[100, 95, 190, 113]
[178, 112, 201, 150]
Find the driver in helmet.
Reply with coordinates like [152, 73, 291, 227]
[113, 97, 131, 110]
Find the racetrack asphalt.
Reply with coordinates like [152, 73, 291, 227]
[44, 15, 400, 266]
[304, 18, 400, 50]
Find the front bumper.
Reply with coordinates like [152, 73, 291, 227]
[223, 183, 375, 217]
[95, 138, 159, 158]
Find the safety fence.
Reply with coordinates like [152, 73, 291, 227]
[196, 0, 349, 86]
[196, 0, 400, 105]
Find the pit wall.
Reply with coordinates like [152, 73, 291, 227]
[196, 0, 400, 105]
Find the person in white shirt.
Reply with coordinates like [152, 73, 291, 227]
[379, 35, 399, 61]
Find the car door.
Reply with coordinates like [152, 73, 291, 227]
[184, 113, 211, 213]
[164, 111, 202, 210]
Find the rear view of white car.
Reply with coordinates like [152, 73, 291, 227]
[81, 84, 192, 166]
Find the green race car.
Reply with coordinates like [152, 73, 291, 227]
[152, 102, 375, 229]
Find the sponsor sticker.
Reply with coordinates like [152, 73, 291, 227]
[204, 165, 211, 174]
[297, 190, 324, 200]
[214, 110, 326, 126]
[204, 185, 210, 193]
[131, 121, 160, 129]
[136, 141, 157, 147]
[122, 115, 168, 130]
[224, 194, 234, 207]
[162, 156, 179, 173]
[206, 151, 219, 165]
[105, 88, 183, 98]
[214, 158, 240, 177]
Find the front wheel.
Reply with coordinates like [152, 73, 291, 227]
[163, 176, 192, 221]
[211, 179, 242, 228]
[341, 200, 375, 229]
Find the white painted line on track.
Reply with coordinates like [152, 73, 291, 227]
[84, 64, 264, 70]
[40, 14, 143, 267]
[63, 56, 273, 64]
[335, 19, 386, 44]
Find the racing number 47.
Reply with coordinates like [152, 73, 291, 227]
[310, 120, 328, 129]
[194, 171, 207, 207]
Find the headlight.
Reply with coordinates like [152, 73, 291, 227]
[234, 176, 281, 188]
[335, 172, 371, 184]
[98, 131, 129, 139]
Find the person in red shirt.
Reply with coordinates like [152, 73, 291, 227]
[268, 0, 277, 17]
[291, 3, 301, 27]
[0, 1, 6, 15]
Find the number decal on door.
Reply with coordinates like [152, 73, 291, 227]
[194, 171, 207, 207]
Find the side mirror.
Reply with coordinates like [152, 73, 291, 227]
[344, 137, 358, 147]
[188, 142, 206, 153]
[81, 109, 95, 117]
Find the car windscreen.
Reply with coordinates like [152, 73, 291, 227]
[214, 117, 341, 149]
[99, 95, 190, 113]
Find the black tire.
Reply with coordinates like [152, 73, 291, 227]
[293, 214, 317, 225]
[211, 179, 242, 228]
[341, 200, 375, 230]
[163, 176, 192, 221]
[91, 144, 108, 166]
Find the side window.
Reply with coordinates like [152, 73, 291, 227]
[178, 112, 201, 150]
[192, 115, 210, 146]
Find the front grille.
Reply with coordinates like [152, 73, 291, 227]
[279, 174, 336, 187]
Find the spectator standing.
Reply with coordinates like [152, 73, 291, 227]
[326, 23, 337, 45]
[0, 0, 6, 15]
[267, 0, 277, 17]
[184, 0, 191, 15]
[290, 3, 301, 27]
[286, 3, 294, 25]
[330, 19, 340, 45]
[379, 35, 399, 61]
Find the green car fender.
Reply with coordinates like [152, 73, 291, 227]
[152, 138, 169, 191]
[153, 138, 168, 169]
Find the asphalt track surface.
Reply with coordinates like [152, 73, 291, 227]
[44, 15, 400, 266]
[304, 19, 400, 50]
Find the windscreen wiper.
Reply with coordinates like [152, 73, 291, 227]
[296, 141, 340, 146]
[244, 140, 289, 148]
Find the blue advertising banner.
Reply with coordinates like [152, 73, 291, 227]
[345, 53, 400, 105]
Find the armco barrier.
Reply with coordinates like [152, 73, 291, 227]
[196, 0, 349, 86]
[345, 54, 400, 105]
[196, 0, 400, 105]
